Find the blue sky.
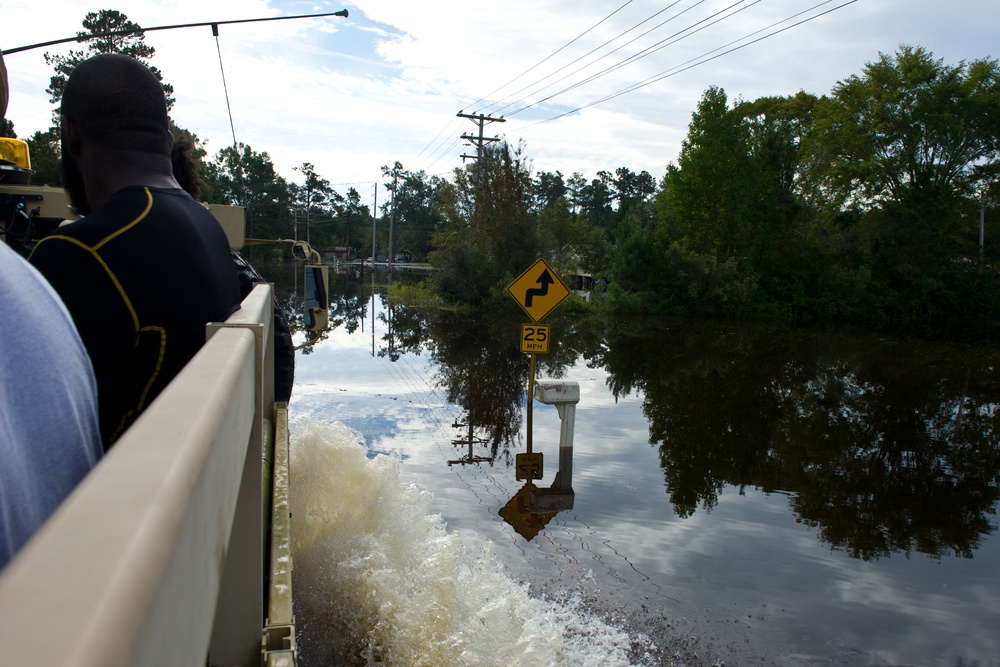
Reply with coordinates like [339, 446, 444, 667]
[4, 0, 999, 195]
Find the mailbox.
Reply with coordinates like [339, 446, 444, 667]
[533, 381, 580, 405]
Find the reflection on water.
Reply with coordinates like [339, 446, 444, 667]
[424, 312, 528, 462]
[590, 319, 1000, 561]
[278, 263, 1000, 665]
[365, 290, 1000, 562]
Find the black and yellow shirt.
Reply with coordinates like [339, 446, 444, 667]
[30, 186, 241, 448]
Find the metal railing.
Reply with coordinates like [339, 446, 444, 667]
[0, 283, 294, 667]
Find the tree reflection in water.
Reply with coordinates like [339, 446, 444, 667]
[592, 318, 1000, 561]
[399, 311, 527, 464]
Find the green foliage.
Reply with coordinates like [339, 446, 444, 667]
[532, 170, 566, 211]
[428, 232, 495, 305]
[609, 166, 657, 222]
[810, 46, 1000, 208]
[203, 143, 292, 241]
[629, 48, 1000, 337]
[471, 141, 538, 276]
[535, 197, 579, 269]
[606, 213, 657, 295]
[381, 162, 456, 261]
[291, 162, 336, 246]
[805, 46, 1000, 331]
[387, 280, 442, 309]
[652, 237, 756, 317]
[24, 128, 61, 186]
[576, 172, 615, 231]
[340, 187, 370, 259]
[656, 87, 773, 266]
[430, 141, 539, 306]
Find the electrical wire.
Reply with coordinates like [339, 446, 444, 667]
[408, 0, 641, 173]
[413, 120, 462, 161]
[483, 0, 692, 118]
[465, 0, 638, 114]
[508, 0, 761, 118]
[520, 0, 858, 129]
[461, 0, 854, 141]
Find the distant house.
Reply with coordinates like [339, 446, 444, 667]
[318, 246, 349, 262]
[567, 270, 595, 301]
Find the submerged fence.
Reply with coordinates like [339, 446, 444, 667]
[0, 283, 295, 667]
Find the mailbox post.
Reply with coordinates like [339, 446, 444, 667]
[530, 381, 579, 512]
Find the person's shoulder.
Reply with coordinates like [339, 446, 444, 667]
[145, 187, 217, 219]
[1, 242, 76, 321]
[29, 212, 113, 256]
[144, 185, 190, 198]
[144, 185, 199, 203]
[36, 187, 153, 248]
[0, 241, 38, 281]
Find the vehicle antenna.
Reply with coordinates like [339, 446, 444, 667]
[3, 10, 349, 55]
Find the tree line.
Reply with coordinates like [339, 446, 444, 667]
[5, 9, 999, 336]
[430, 45, 1000, 337]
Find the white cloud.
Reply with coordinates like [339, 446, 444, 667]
[4, 0, 999, 188]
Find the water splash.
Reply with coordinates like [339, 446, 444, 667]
[290, 418, 654, 666]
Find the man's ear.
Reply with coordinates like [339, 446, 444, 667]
[60, 115, 83, 157]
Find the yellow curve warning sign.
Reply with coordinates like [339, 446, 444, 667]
[506, 258, 570, 322]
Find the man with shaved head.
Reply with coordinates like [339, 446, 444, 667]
[29, 54, 241, 448]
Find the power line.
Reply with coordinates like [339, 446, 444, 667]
[417, 133, 466, 173]
[412, 2, 641, 171]
[464, 0, 638, 114]
[521, 0, 859, 129]
[426, 1, 699, 172]
[330, 180, 378, 187]
[413, 120, 462, 161]
[483, 0, 692, 118]
[508, 0, 760, 118]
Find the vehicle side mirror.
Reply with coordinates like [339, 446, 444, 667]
[303, 264, 329, 331]
[292, 241, 309, 261]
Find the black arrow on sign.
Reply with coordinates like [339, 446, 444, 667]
[524, 269, 554, 307]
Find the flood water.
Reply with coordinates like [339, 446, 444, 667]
[275, 263, 1000, 667]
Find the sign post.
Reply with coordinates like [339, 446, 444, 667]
[506, 259, 569, 474]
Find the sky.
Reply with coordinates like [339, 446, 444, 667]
[3, 0, 999, 199]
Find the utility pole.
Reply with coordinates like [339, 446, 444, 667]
[982, 194, 986, 266]
[979, 183, 995, 266]
[457, 111, 505, 229]
[371, 183, 377, 262]
[457, 111, 505, 162]
[388, 169, 397, 271]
